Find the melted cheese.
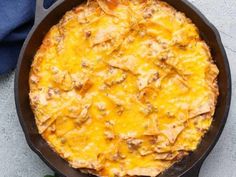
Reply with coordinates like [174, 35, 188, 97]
[29, 0, 219, 176]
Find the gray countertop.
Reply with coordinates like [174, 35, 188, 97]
[0, 0, 235, 177]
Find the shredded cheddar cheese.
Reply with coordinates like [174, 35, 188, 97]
[29, 0, 219, 176]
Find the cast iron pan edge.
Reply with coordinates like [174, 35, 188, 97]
[14, 0, 231, 177]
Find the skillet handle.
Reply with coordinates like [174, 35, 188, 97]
[181, 161, 203, 177]
[35, 0, 64, 24]
[54, 173, 62, 177]
[35, 0, 48, 24]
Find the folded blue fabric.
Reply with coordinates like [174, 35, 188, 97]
[0, 0, 56, 75]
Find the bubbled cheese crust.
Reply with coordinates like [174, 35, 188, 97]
[29, 0, 219, 176]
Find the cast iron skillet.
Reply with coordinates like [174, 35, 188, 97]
[15, 0, 231, 177]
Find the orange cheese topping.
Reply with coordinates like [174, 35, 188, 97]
[29, 0, 219, 176]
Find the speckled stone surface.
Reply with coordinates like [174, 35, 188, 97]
[0, 0, 235, 177]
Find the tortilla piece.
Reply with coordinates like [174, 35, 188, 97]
[96, 0, 118, 16]
[206, 63, 219, 83]
[160, 124, 185, 144]
[70, 159, 103, 171]
[36, 116, 57, 134]
[189, 102, 211, 118]
[108, 55, 139, 75]
[127, 167, 161, 177]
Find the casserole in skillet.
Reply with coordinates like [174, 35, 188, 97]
[15, 0, 231, 177]
[29, 0, 219, 176]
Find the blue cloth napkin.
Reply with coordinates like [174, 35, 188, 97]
[0, 0, 56, 75]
